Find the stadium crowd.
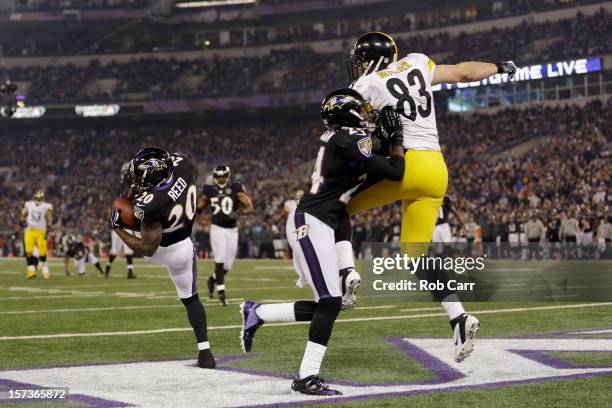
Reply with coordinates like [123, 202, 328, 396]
[1, 8, 611, 104]
[1, 98, 609, 258]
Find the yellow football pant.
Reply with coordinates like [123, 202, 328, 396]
[24, 229, 47, 257]
[347, 150, 448, 244]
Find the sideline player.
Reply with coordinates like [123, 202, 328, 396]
[21, 190, 53, 279]
[197, 165, 253, 306]
[63, 234, 104, 276]
[105, 161, 137, 279]
[111, 147, 216, 369]
[345, 31, 516, 362]
[240, 88, 405, 395]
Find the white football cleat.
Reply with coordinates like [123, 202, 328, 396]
[341, 269, 361, 309]
[451, 313, 479, 363]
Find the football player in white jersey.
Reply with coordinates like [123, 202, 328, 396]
[345, 32, 516, 363]
[21, 190, 53, 279]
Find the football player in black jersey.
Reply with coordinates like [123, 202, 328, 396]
[62, 234, 104, 276]
[240, 88, 405, 396]
[110, 147, 215, 369]
[197, 165, 253, 306]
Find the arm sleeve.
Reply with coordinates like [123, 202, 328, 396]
[359, 154, 405, 182]
[234, 183, 245, 193]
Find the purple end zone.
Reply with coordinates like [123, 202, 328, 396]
[509, 349, 612, 369]
[0, 378, 133, 407]
[215, 337, 464, 387]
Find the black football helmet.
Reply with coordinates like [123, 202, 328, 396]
[321, 88, 376, 130]
[348, 31, 398, 80]
[213, 165, 231, 188]
[131, 147, 173, 192]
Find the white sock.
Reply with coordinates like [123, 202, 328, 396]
[216, 284, 225, 291]
[42, 263, 49, 274]
[27, 265, 35, 272]
[441, 294, 466, 320]
[335, 241, 355, 270]
[255, 303, 296, 322]
[198, 341, 210, 351]
[299, 341, 327, 379]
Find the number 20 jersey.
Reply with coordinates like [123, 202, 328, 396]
[133, 153, 198, 247]
[350, 53, 439, 151]
[202, 182, 244, 228]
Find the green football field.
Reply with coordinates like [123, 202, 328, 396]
[1, 257, 611, 408]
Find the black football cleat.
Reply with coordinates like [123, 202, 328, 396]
[103, 265, 111, 278]
[207, 276, 215, 299]
[239, 301, 263, 352]
[197, 348, 216, 369]
[291, 375, 342, 396]
[219, 292, 228, 306]
[127, 270, 136, 279]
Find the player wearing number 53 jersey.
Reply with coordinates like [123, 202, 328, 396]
[111, 147, 216, 369]
[21, 190, 53, 279]
[197, 165, 254, 306]
[347, 32, 517, 244]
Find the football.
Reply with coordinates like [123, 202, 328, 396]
[112, 197, 141, 230]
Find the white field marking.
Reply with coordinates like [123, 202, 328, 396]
[353, 305, 396, 310]
[568, 328, 612, 335]
[253, 266, 294, 270]
[398, 307, 455, 312]
[2, 302, 611, 341]
[0, 304, 181, 315]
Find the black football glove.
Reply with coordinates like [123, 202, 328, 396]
[497, 61, 517, 80]
[377, 106, 402, 138]
[110, 207, 122, 229]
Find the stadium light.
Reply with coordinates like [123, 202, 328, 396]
[175, 0, 255, 8]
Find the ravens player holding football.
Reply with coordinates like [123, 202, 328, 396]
[197, 165, 253, 306]
[240, 88, 405, 396]
[111, 147, 215, 369]
[345, 31, 516, 363]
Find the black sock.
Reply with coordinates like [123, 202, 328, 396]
[94, 262, 103, 273]
[414, 256, 455, 302]
[39, 255, 47, 263]
[294, 300, 317, 321]
[308, 297, 342, 346]
[214, 263, 225, 294]
[27, 256, 37, 267]
[181, 294, 208, 343]
[108, 254, 116, 264]
[126, 255, 133, 273]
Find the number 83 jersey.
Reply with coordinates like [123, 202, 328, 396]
[351, 53, 439, 151]
[133, 153, 198, 247]
[202, 182, 245, 229]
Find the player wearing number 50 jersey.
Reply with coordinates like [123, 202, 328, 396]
[111, 147, 216, 369]
[197, 165, 254, 306]
[347, 32, 516, 244]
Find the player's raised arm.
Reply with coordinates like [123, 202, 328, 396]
[432, 61, 517, 85]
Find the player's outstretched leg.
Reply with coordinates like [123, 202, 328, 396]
[240, 300, 316, 353]
[181, 294, 215, 369]
[126, 255, 135, 279]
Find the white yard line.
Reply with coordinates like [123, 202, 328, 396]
[2, 302, 610, 341]
[0, 305, 181, 315]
